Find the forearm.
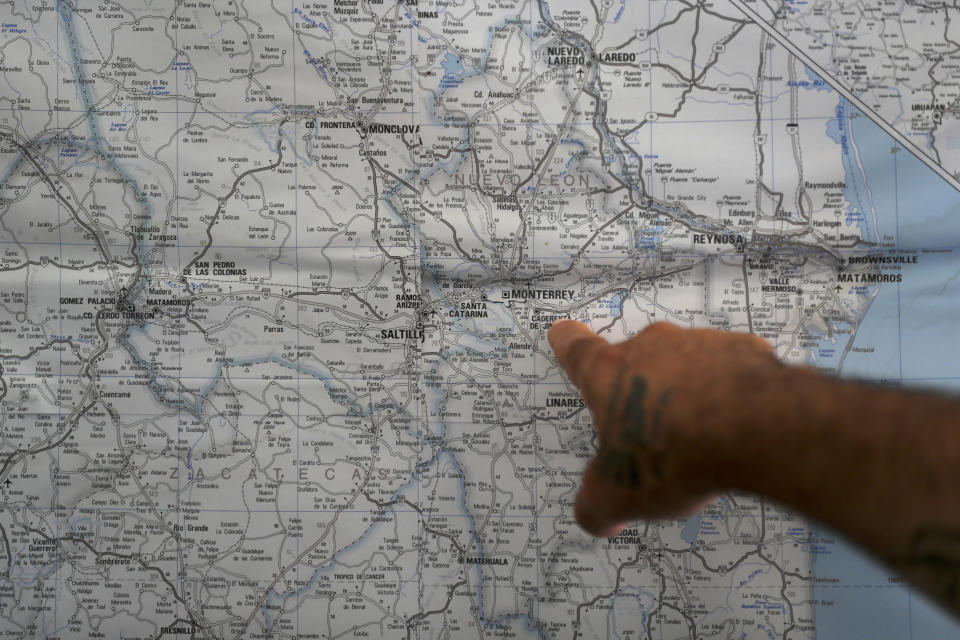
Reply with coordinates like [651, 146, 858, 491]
[724, 366, 960, 613]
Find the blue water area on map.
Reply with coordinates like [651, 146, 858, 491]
[679, 514, 700, 546]
[806, 323, 854, 371]
[812, 528, 960, 640]
[610, 2, 624, 23]
[803, 66, 830, 90]
[440, 53, 464, 89]
[814, 90, 960, 638]
[897, 251, 960, 379]
[850, 101, 960, 250]
[600, 292, 624, 316]
[841, 104, 960, 381]
[843, 249, 960, 382]
[825, 101, 875, 242]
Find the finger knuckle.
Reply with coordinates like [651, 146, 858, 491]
[640, 321, 679, 338]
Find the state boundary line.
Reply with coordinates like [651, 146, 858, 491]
[727, 0, 960, 194]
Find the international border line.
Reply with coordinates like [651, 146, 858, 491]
[727, 0, 960, 194]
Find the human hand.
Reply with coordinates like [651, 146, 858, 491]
[547, 320, 780, 536]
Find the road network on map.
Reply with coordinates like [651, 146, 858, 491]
[0, 0, 946, 638]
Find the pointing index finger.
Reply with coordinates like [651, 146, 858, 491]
[547, 319, 610, 388]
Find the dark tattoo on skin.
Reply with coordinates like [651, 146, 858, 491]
[594, 449, 643, 487]
[596, 374, 673, 488]
[619, 377, 651, 447]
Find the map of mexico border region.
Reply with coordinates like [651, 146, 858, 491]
[0, 0, 956, 638]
